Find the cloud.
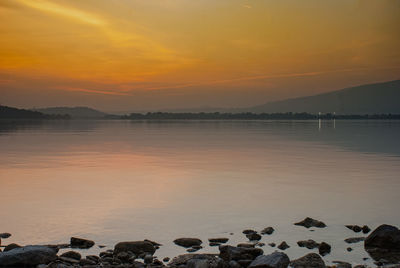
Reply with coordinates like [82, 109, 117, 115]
[56, 86, 132, 96]
[15, 0, 105, 26]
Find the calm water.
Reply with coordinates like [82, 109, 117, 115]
[1, 120, 399, 265]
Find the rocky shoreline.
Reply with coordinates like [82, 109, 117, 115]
[1, 218, 399, 268]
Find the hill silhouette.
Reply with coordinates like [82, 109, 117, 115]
[248, 80, 400, 114]
[0, 105, 69, 119]
[33, 106, 111, 119]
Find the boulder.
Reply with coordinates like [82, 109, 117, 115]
[248, 252, 289, 268]
[219, 245, 263, 262]
[295, 218, 326, 228]
[261, 227, 275, 235]
[168, 254, 222, 268]
[0, 233, 11, 239]
[0, 245, 57, 267]
[70, 237, 95, 249]
[174, 238, 202, 248]
[364, 224, 400, 250]
[59, 250, 81, 260]
[114, 241, 156, 255]
[208, 238, 229, 244]
[290, 253, 326, 268]
[318, 242, 331, 256]
[297, 240, 319, 249]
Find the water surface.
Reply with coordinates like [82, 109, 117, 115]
[0, 120, 399, 265]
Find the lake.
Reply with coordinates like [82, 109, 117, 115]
[0, 120, 399, 265]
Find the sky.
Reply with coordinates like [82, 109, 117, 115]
[0, 0, 399, 112]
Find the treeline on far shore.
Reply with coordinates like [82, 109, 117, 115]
[122, 112, 400, 120]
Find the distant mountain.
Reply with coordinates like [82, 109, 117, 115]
[248, 80, 400, 114]
[33, 106, 110, 119]
[0, 105, 69, 119]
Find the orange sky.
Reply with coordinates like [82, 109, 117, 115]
[1, 0, 399, 111]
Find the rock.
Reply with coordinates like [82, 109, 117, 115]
[238, 243, 256, 248]
[79, 258, 97, 265]
[70, 237, 95, 249]
[168, 254, 221, 268]
[261, 227, 275, 235]
[353, 265, 366, 268]
[114, 241, 156, 255]
[318, 242, 331, 256]
[208, 238, 229, 243]
[238, 259, 253, 267]
[344, 237, 365, 244]
[86, 255, 100, 262]
[362, 225, 371, 234]
[248, 252, 290, 268]
[243, 230, 257, 235]
[59, 256, 80, 264]
[269, 243, 276, 247]
[59, 250, 81, 260]
[257, 242, 265, 247]
[100, 251, 113, 258]
[163, 257, 170, 262]
[290, 253, 326, 268]
[0, 245, 57, 266]
[277, 242, 289, 250]
[0, 233, 11, 239]
[209, 242, 221, 247]
[116, 251, 132, 262]
[219, 245, 263, 262]
[297, 240, 319, 249]
[174, 238, 202, 248]
[3, 243, 21, 252]
[247, 233, 262, 241]
[229, 260, 241, 268]
[346, 225, 362, 233]
[187, 258, 209, 268]
[98, 244, 106, 248]
[144, 254, 153, 264]
[332, 261, 352, 268]
[295, 218, 326, 228]
[144, 239, 162, 247]
[364, 224, 400, 250]
[187, 248, 200, 253]
[347, 247, 353, 252]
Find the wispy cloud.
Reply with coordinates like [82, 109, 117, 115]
[15, 0, 105, 26]
[57, 87, 132, 96]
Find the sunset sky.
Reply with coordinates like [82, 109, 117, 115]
[1, 0, 399, 112]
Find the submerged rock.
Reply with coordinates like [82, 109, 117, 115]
[261, 227, 275, 235]
[344, 237, 365, 244]
[318, 242, 331, 256]
[246, 233, 262, 241]
[114, 241, 156, 255]
[174, 238, 202, 248]
[346, 225, 362, 233]
[277, 242, 289, 250]
[248, 251, 290, 268]
[0, 245, 57, 267]
[297, 240, 319, 249]
[290, 253, 326, 268]
[295, 218, 326, 228]
[70, 237, 95, 249]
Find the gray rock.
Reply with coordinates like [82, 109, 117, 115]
[261, 227, 275, 235]
[79, 258, 97, 265]
[144, 254, 153, 264]
[209, 242, 221, 247]
[295, 218, 326, 228]
[174, 238, 202, 248]
[243, 230, 257, 235]
[59, 256, 79, 264]
[70, 237, 95, 249]
[332, 261, 352, 268]
[168, 254, 221, 268]
[187, 248, 200, 253]
[3, 243, 21, 252]
[219, 245, 263, 262]
[144, 239, 162, 247]
[0, 233, 11, 239]
[114, 241, 156, 255]
[290, 253, 326, 268]
[269, 243, 276, 248]
[346, 225, 362, 233]
[237, 243, 256, 248]
[208, 238, 229, 244]
[59, 250, 81, 260]
[364, 224, 400, 250]
[347, 247, 353, 252]
[344, 237, 365, 244]
[0, 245, 57, 266]
[318, 242, 331, 256]
[248, 251, 290, 268]
[297, 240, 319, 249]
[116, 251, 132, 262]
[247, 233, 262, 241]
[277, 242, 289, 250]
[362, 225, 371, 234]
[187, 258, 209, 268]
[229, 260, 241, 268]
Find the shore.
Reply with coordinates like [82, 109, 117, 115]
[1, 218, 399, 268]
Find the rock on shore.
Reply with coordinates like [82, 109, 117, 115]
[0, 245, 57, 267]
[114, 241, 156, 255]
[174, 238, 202, 248]
[294, 218, 326, 228]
